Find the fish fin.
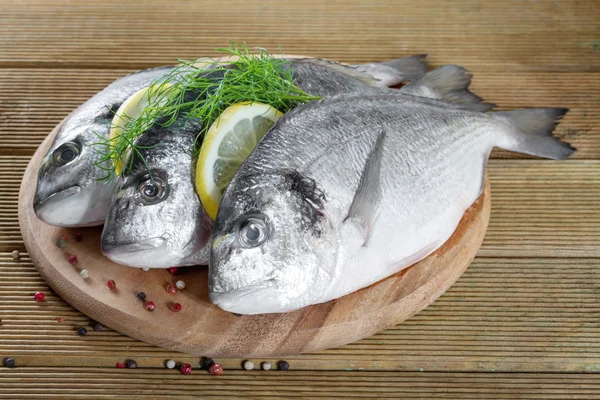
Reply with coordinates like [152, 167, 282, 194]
[294, 58, 378, 86]
[353, 55, 428, 86]
[343, 128, 386, 246]
[491, 108, 575, 159]
[400, 65, 495, 112]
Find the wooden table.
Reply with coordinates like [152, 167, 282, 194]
[0, 1, 598, 398]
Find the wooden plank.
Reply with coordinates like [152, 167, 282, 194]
[0, 0, 598, 71]
[1, 158, 597, 257]
[0, 69, 597, 158]
[0, 369, 599, 400]
[1, 254, 598, 372]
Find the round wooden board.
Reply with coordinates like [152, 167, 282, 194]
[19, 118, 490, 358]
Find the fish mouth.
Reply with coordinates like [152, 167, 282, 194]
[34, 186, 81, 209]
[102, 237, 166, 254]
[209, 279, 280, 314]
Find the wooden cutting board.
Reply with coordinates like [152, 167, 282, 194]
[18, 118, 490, 358]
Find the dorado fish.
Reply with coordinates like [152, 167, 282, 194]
[34, 66, 174, 227]
[101, 61, 492, 269]
[33, 56, 427, 228]
[208, 93, 574, 314]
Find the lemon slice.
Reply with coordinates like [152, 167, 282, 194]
[109, 84, 171, 175]
[196, 102, 283, 219]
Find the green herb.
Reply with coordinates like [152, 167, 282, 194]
[93, 42, 321, 180]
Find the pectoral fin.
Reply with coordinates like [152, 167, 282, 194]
[343, 128, 386, 246]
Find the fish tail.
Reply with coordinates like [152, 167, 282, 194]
[400, 65, 495, 112]
[378, 55, 428, 82]
[491, 108, 575, 160]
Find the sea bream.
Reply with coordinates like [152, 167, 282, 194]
[208, 93, 574, 314]
[100, 61, 491, 269]
[33, 66, 174, 227]
[33, 56, 427, 228]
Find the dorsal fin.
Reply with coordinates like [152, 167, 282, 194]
[292, 58, 378, 86]
[343, 127, 386, 245]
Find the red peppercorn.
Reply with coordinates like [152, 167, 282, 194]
[116, 362, 126, 368]
[180, 363, 192, 375]
[168, 267, 178, 275]
[55, 317, 63, 323]
[209, 363, 223, 376]
[68, 254, 78, 265]
[145, 301, 156, 311]
[34, 292, 45, 302]
[107, 280, 116, 290]
[75, 233, 83, 242]
[166, 284, 177, 294]
[171, 303, 182, 312]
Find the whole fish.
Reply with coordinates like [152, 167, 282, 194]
[33, 56, 427, 228]
[34, 66, 174, 227]
[101, 61, 492, 269]
[208, 93, 573, 314]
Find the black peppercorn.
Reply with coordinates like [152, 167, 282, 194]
[278, 360, 290, 370]
[200, 357, 214, 370]
[126, 359, 137, 369]
[137, 292, 147, 301]
[77, 327, 87, 336]
[92, 322, 103, 331]
[75, 233, 83, 242]
[3, 357, 15, 368]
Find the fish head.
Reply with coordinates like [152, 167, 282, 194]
[34, 107, 117, 227]
[101, 124, 212, 269]
[209, 171, 337, 314]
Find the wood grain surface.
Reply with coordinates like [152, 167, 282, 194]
[0, 0, 598, 398]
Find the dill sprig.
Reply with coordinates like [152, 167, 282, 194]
[93, 42, 321, 180]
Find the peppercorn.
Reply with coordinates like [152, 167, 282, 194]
[171, 303, 182, 312]
[11, 250, 19, 259]
[168, 267, 178, 275]
[34, 292, 45, 302]
[79, 269, 89, 279]
[175, 280, 186, 289]
[107, 280, 116, 290]
[145, 301, 156, 311]
[200, 357, 214, 370]
[165, 359, 176, 369]
[77, 327, 87, 336]
[243, 360, 254, 370]
[75, 233, 83, 242]
[278, 360, 290, 370]
[261, 362, 271, 371]
[126, 359, 137, 369]
[137, 292, 147, 301]
[92, 322, 103, 332]
[116, 362, 126, 368]
[180, 363, 192, 375]
[3, 358, 15, 368]
[68, 254, 78, 265]
[166, 284, 177, 294]
[209, 363, 223, 376]
[56, 237, 67, 248]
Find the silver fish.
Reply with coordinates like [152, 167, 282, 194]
[100, 56, 438, 269]
[101, 60, 495, 269]
[33, 66, 175, 227]
[209, 93, 573, 314]
[33, 57, 426, 228]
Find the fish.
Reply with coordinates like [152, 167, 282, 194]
[33, 66, 175, 227]
[101, 59, 492, 269]
[33, 56, 427, 228]
[208, 93, 574, 314]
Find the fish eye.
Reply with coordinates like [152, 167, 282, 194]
[138, 176, 167, 204]
[53, 142, 81, 166]
[236, 214, 269, 248]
